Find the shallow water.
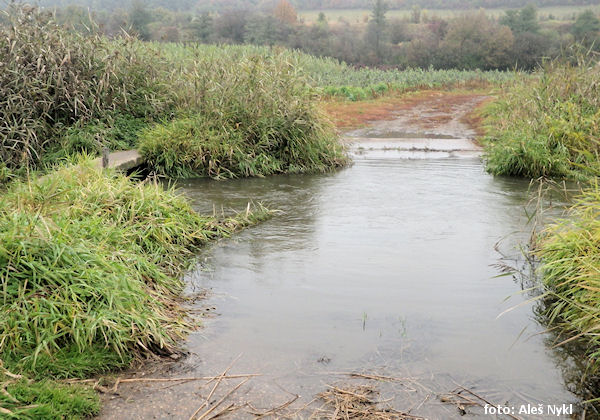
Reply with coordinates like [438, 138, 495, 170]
[173, 149, 578, 418]
[100, 93, 587, 419]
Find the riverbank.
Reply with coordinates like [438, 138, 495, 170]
[0, 6, 348, 418]
[0, 162, 272, 418]
[481, 57, 600, 394]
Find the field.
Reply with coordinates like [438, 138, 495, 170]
[299, 5, 600, 24]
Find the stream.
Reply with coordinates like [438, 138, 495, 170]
[100, 94, 586, 419]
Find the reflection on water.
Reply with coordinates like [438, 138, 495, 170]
[176, 154, 588, 418]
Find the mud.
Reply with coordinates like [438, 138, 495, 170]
[344, 92, 487, 159]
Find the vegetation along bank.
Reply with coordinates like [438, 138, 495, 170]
[482, 57, 600, 398]
[1, 1, 600, 417]
[0, 5, 338, 418]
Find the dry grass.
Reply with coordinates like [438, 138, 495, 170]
[312, 384, 423, 420]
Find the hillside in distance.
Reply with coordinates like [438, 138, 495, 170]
[35, 0, 600, 12]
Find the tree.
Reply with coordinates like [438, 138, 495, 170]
[128, 0, 152, 40]
[245, 15, 291, 46]
[365, 0, 388, 62]
[188, 13, 213, 43]
[388, 18, 409, 44]
[509, 31, 549, 70]
[571, 10, 600, 44]
[214, 10, 248, 43]
[499, 5, 539, 34]
[411, 5, 421, 24]
[273, 0, 297, 25]
[317, 12, 327, 26]
[439, 12, 514, 70]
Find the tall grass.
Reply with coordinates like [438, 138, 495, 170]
[155, 42, 516, 101]
[536, 183, 600, 374]
[138, 48, 347, 179]
[0, 162, 271, 378]
[0, 7, 349, 178]
[484, 57, 600, 179]
[0, 5, 174, 171]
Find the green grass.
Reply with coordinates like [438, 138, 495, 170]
[483, 57, 600, 180]
[536, 183, 600, 373]
[0, 372, 100, 419]
[0, 162, 272, 418]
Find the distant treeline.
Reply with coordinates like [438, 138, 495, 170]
[34, 0, 600, 12]
[28, 0, 600, 72]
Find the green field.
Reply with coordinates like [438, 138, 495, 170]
[299, 5, 600, 24]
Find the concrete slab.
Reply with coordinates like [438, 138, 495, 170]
[93, 150, 145, 172]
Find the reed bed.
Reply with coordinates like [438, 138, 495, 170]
[155, 43, 516, 101]
[137, 50, 348, 178]
[483, 56, 600, 179]
[0, 5, 174, 172]
[536, 183, 600, 374]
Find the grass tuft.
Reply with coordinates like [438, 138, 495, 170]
[0, 372, 100, 419]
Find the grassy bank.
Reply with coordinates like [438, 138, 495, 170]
[483, 58, 600, 180]
[483, 56, 600, 386]
[0, 162, 271, 417]
[536, 185, 600, 376]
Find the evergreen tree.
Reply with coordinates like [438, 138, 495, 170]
[366, 0, 388, 62]
[499, 5, 539, 34]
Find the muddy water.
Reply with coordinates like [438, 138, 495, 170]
[100, 96, 582, 419]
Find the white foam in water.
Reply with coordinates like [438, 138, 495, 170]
[347, 136, 483, 160]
